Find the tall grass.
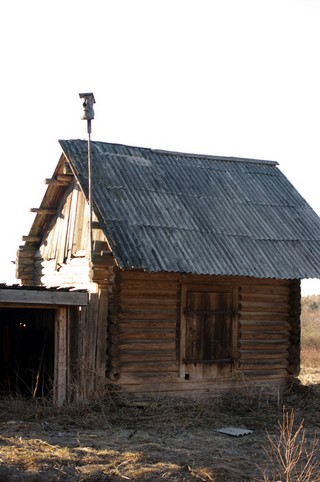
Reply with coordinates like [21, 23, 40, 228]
[301, 295, 320, 370]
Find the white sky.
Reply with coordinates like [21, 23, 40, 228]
[0, 0, 320, 295]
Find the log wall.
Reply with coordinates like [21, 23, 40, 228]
[107, 271, 300, 397]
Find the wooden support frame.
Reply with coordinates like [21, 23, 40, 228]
[0, 287, 87, 405]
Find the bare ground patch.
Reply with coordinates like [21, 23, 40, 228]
[1, 381, 320, 481]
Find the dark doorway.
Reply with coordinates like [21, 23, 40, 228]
[0, 308, 55, 398]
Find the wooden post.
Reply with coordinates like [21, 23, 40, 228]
[54, 307, 68, 406]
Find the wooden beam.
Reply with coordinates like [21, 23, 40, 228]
[0, 289, 88, 306]
[30, 208, 57, 215]
[44, 178, 70, 186]
[22, 235, 41, 243]
[56, 174, 73, 182]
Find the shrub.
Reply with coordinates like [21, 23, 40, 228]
[259, 409, 320, 481]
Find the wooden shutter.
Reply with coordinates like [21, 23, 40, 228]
[180, 288, 237, 380]
[185, 291, 233, 363]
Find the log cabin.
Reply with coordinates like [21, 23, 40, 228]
[14, 139, 320, 403]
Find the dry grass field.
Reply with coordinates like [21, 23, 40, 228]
[1, 296, 320, 482]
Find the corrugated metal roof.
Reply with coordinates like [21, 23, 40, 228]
[59, 139, 320, 280]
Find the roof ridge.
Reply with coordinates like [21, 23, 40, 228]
[59, 139, 278, 166]
[151, 148, 278, 166]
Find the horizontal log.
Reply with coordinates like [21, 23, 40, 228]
[17, 266, 34, 274]
[92, 256, 116, 267]
[30, 208, 57, 215]
[118, 331, 175, 341]
[16, 257, 35, 266]
[240, 293, 289, 303]
[118, 370, 177, 381]
[238, 369, 288, 378]
[119, 321, 176, 330]
[121, 280, 179, 291]
[22, 235, 41, 243]
[18, 244, 38, 252]
[121, 271, 180, 282]
[240, 285, 290, 295]
[240, 313, 289, 321]
[92, 221, 101, 229]
[119, 342, 176, 351]
[120, 299, 178, 309]
[118, 312, 177, 321]
[239, 363, 288, 370]
[240, 320, 290, 329]
[119, 361, 177, 373]
[118, 353, 175, 362]
[239, 302, 290, 312]
[239, 341, 288, 350]
[56, 174, 73, 182]
[240, 333, 288, 341]
[44, 178, 70, 186]
[109, 375, 286, 394]
[240, 351, 288, 360]
[120, 292, 178, 302]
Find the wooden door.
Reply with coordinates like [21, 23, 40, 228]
[180, 289, 236, 380]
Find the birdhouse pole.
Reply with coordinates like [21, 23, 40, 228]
[79, 93, 95, 265]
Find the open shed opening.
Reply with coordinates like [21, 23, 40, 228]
[0, 308, 55, 398]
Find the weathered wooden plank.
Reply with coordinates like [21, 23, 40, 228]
[72, 189, 88, 255]
[58, 188, 73, 264]
[65, 185, 79, 261]
[0, 289, 88, 306]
